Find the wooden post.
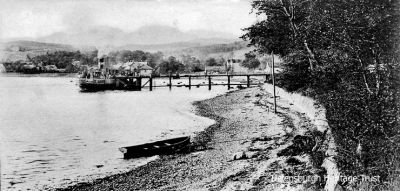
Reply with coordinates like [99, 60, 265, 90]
[189, 76, 192, 90]
[227, 75, 231, 90]
[169, 74, 172, 90]
[247, 75, 250, 87]
[137, 77, 142, 91]
[272, 52, 277, 113]
[149, 77, 153, 91]
[208, 75, 211, 90]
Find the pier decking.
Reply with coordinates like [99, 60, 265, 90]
[135, 73, 271, 91]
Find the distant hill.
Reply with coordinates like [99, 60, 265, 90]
[0, 39, 253, 64]
[0, 25, 246, 62]
[116, 41, 253, 61]
[117, 38, 238, 53]
[0, 41, 76, 62]
[163, 41, 254, 60]
[37, 25, 238, 46]
[0, 41, 96, 62]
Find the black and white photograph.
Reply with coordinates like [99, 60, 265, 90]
[0, 0, 399, 190]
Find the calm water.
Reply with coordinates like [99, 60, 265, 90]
[0, 73, 230, 190]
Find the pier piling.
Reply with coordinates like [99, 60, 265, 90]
[189, 76, 191, 90]
[208, 76, 211, 90]
[169, 74, 172, 90]
[137, 77, 142, 91]
[149, 77, 153, 91]
[227, 75, 231, 89]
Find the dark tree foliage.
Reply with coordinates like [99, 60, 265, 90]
[243, 0, 400, 180]
[205, 57, 220, 66]
[241, 52, 261, 69]
[147, 51, 164, 69]
[191, 63, 205, 72]
[2, 61, 26, 72]
[181, 55, 204, 72]
[159, 56, 185, 74]
[27, 50, 98, 72]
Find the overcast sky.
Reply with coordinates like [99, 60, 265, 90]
[0, 0, 257, 40]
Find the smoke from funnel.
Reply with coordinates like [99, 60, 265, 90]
[96, 45, 113, 58]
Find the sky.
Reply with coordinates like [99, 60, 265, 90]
[0, 0, 257, 40]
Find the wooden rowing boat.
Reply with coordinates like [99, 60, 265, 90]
[119, 136, 191, 159]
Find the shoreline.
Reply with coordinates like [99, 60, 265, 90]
[57, 85, 330, 191]
[55, 89, 235, 191]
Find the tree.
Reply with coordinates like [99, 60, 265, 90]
[243, 0, 400, 94]
[217, 57, 226, 66]
[242, 0, 318, 71]
[205, 58, 219, 66]
[181, 55, 203, 72]
[191, 62, 205, 72]
[28, 51, 97, 70]
[241, 52, 261, 70]
[242, 0, 400, 179]
[159, 56, 185, 74]
[147, 51, 163, 68]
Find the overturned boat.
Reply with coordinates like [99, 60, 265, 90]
[119, 136, 191, 159]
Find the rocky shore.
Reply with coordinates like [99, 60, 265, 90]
[58, 84, 333, 191]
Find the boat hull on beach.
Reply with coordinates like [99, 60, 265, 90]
[119, 136, 191, 159]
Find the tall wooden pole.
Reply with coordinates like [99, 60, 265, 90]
[272, 52, 277, 113]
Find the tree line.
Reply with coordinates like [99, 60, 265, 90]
[2, 48, 264, 74]
[242, 0, 399, 186]
[106, 49, 260, 74]
[2, 50, 98, 73]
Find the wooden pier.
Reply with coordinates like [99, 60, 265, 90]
[135, 73, 271, 91]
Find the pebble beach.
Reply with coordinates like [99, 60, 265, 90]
[58, 84, 332, 191]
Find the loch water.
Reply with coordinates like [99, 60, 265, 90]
[0, 73, 230, 190]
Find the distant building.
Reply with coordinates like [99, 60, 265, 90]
[138, 64, 153, 76]
[129, 61, 153, 76]
[71, 60, 81, 67]
[23, 64, 36, 70]
[205, 66, 226, 74]
[44, 65, 58, 72]
[109, 61, 154, 76]
[226, 59, 248, 74]
[0, 63, 6, 72]
[264, 61, 284, 74]
[21, 62, 42, 73]
[110, 63, 124, 73]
